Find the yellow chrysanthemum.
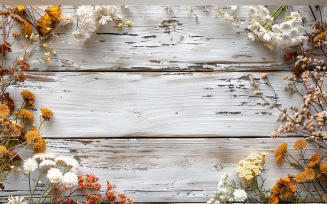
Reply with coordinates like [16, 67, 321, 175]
[40, 108, 53, 118]
[0, 104, 10, 117]
[275, 143, 287, 157]
[293, 139, 307, 150]
[45, 5, 61, 23]
[0, 146, 7, 154]
[303, 168, 315, 180]
[21, 21, 32, 36]
[37, 13, 52, 35]
[295, 172, 306, 183]
[324, 193, 327, 203]
[320, 161, 327, 176]
[308, 153, 321, 167]
[276, 155, 283, 165]
[15, 5, 25, 12]
[20, 90, 35, 100]
[20, 109, 34, 120]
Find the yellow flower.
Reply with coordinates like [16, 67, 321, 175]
[276, 155, 283, 165]
[25, 130, 41, 141]
[45, 5, 61, 23]
[15, 5, 25, 12]
[0, 146, 8, 154]
[25, 130, 46, 153]
[40, 108, 53, 118]
[320, 161, 327, 176]
[324, 193, 327, 203]
[0, 104, 10, 117]
[20, 109, 34, 120]
[303, 168, 315, 180]
[21, 21, 32, 37]
[293, 139, 307, 150]
[20, 90, 35, 100]
[275, 143, 287, 157]
[37, 13, 52, 35]
[295, 172, 306, 183]
[308, 153, 321, 167]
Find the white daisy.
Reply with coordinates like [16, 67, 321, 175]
[61, 172, 78, 188]
[47, 168, 63, 184]
[23, 158, 38, 173]
[76, 5, 94, 21]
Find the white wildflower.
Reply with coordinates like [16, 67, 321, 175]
[39, 160, 57, 173]
[106, 5, 118, 17]
[7, 196, 26, 204]
[61, 172, 78, 188]
[73, 31, 91, 42]
[76, 5, 94, 21]
[79, 19, 97, 33]
[32, 153, 45, 163]
[99, 15, 112, 25]
[233, 189, 247, 202]
[47, 168, 63, 184]
[59, 13, 73, 26]
[280, 22, 292, 32]
[23, 158, 38, 173]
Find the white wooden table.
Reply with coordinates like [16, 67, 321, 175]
[2, 5, 326, 203]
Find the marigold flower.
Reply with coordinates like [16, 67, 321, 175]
[314, 32, 326, 43]
[270, 177, 296, 204]
[324, 193, 327, 203]
[15, 5, 25, 12]
[295, 172, 306, 183]
[275, 143, 287, 157]
[276, 155, 283, 165]
[20, 109, 34, 120]
[303, 168, 315, 180]
[0, 145, 8, 154]
[21, 21, 32, 37]
[40, 108, 53, 118]
[37, 13, 52, 35]
[293, 139, 307, 150]
[308, 153, 321, 167]
[0, 104, 10, 117]
[20, 90, 35, 100]
[320, 160, 327, 176]
[45, 6, 61, 23]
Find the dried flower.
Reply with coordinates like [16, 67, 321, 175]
[0, 104, 10, 117]
[23, 158, 38, 173]
[45, 5, 61, 23]
[20, 90, 34, 100]
[270, 177, 297, 204]
[320, 160, 327, 176]
[37, 13, 52, 35]
[308, 153, 321, 167]
[0, 145, 8, 154]
[313, 32, 326, 43]
[62, 172, 78, 188]
[7, 195, 25, 204]
[293, 139, 307, 150]
[295, 172, 306, 183]
[47, 168, 63, 183]
[275, 143, 287, 157]
[303, 168, 315, 180]
[40, 108, 53, 118]
[21, 21, 32, 37]
[20, 109, 34, 120]
[58, 13, 73, 25]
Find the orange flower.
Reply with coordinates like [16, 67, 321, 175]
[20, 109, 34, 120]
[40, 108, 53, 118]
[270, 177, 297, 204]
[308, 153, 321, 167]
[45, 5, 61, 23]
[21, 21, 32, 36]
[293, 139, 307, 150]
[303, 168, 315, 180]
[0, 104, 10, 117]
[275, 143, 287, 157]
[0, 145, 8, 154]
[25, 130, 46, 153]
[314, 32, 326, 43]
[318, 174, 323, 179]
[25, 130, 41, 141]
[324, 193, 327, 203]
[295, 172, 306, 183]
[15, 5, 25, 12]
[320, 161, 327, 176]
[20, 90, 35, 100]
[276, 155, 283, 165]
[37, 13, 52, 35]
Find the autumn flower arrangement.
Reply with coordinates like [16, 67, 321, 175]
[6, 153, 133, 204]
[0, 4, 70, 190]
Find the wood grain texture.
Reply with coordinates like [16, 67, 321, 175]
[6, 71, 307, 138]
[4, 5, 326, 72]
[2, 138, 325, 203]
[2, 5, 327, 203]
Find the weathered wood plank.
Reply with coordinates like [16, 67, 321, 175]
[6, 71, 308, 138]
[1, 138, 324, 203]
[3, 5, 326, 72]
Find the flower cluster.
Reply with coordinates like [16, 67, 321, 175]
[207, 173, 247, 204]
[215, 5, 244, 28]
[246, 5, 306, 50]
[235, 152, 268, 184]
[74, 5, 131, 42]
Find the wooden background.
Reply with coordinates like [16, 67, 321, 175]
[2, 5, 327, 203]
